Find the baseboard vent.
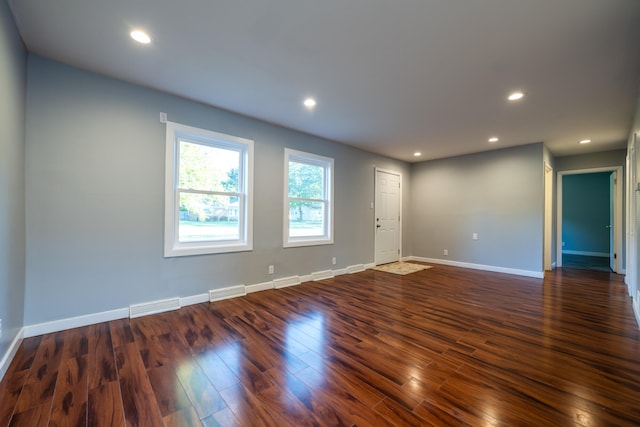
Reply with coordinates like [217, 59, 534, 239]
[274, 276, 301, 289]
[130, 297, 180, 319]
[311, 270, 334, 281]
[347, 264, 365, 274]
[209, 285, 246, 302]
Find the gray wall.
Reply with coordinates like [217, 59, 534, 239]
[555, 149, 626, 171]
[24, 55, 411, 325]
[562, 172, 611, 254]
[409, 143, 544, 273]
[0, 1, 26, 361]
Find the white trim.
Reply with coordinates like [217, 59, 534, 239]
[130, 297, 181, 319]
[347, 264, 365, 274]
[311, 270, 334, 281]
[209, 285, 246, 302]
[364, 262, 376, 270]
[283, 148, 334, 248]
[333, 268, 348, 276]
[556, 166, 623, 273]
[406, 256, 544, 279]
[544, 163, 553, 271]
[562, 250, 610, 257]
[634, 295, 640, 328]
[0, 327, 24, 382]
[164, 121, 254, 257]
[180, 293, 210, 306]
[17, 259, 376, 341]
[245, 281, 274, 294]
[24, 307, 129, 338]
[274, 276, 301, 289]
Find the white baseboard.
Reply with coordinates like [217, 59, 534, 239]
[406, 256, 544, 279]
[634, 297, 640, 329]
[333, 268, 348, 276]
[21, 259, 373, 339]
[562, 250, 609, 257]
[364, 263, 376, 270]
[181, 293, 209, 306]
[346, 264, 365, 274]
[274, 276, 301, 289]
[0, 327, 24, 382]
[24, 307, 129, 338]
[130, 297, 181, 319]
[245, 281, 274, 294]
[311, 270, 334, 281]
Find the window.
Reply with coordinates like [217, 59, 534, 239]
[284, 148, 334, 247]
[165, 122, 253, 257]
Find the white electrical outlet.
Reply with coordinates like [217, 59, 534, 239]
[268, 265, 274, 275]
[332, 257, 337, 265]
[472, 233, 478, 240]
[444, 249, 448, 256]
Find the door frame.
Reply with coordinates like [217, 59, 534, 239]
[544, 163, 554, 271]
[556, 166, 623, 272]
[374, 168, 402, 265]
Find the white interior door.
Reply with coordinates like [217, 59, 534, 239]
[375, 169, 400, 265]
[610, 171, 615, 271]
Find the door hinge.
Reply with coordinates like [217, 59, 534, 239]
[614, 253, 617, 259]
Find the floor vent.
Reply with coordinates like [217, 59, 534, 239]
[311, 270, 334, 281]
[347, 264, 365, 274]
[130, 297, 180, 319]
[274, 276, 301, 289]
[209, 285, 246, 302]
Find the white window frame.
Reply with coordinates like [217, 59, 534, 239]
[284, 148, 334, 248]
[164, 121, 253, 257]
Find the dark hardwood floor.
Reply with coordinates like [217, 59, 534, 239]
[2, 264, 640, 426]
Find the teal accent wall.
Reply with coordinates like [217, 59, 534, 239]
[562, 172, 611, 254]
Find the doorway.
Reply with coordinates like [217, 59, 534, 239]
[556, 167, 623, 273]
[374, 169, 401, 265]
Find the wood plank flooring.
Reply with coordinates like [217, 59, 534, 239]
[2, 264, 640, 426]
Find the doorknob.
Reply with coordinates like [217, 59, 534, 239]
[605, 225, 612, 229]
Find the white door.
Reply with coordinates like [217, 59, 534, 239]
[375, 170, 400, 265]
[610, 171, 615, 271]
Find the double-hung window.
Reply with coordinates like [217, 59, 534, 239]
[165, 122, 253, 257]
[284, 148, 334, 247]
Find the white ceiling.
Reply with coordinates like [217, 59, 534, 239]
[8, 0, 640, 162]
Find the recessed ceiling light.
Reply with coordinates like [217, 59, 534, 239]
[130, 30, 151, 44]
[488, 137, 499, 143]
[303, 98, 317, 109]
[579, 139, 591, 144]
[414, 152, 422, 157]
[508, 91, 525, 101]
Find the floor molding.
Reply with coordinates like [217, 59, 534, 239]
[404, 256, 544, 279]
[24, 307, 130, 338]
[0, 327, 25, 382]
